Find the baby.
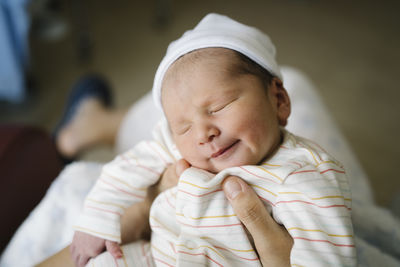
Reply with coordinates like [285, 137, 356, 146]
[72, 14, 356, 266]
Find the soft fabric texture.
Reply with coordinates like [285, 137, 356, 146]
[1, 67, 399, 266]
[77, 120, 356, 266]
[150, 131, 356, 266]
[152, 13, 282, 111]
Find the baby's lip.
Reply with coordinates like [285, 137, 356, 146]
[211, 140, 240, 158]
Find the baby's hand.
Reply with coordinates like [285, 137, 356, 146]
[70, 231, 122, 267]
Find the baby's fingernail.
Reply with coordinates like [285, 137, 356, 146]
[224, 179, 242, 200]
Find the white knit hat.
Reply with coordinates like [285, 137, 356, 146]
[152, 13, 282, 110]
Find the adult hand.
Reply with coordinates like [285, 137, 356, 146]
[70, 231, 122, 267]
[222, 176, 293, 267]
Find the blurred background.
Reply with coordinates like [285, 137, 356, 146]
[0, 0, 399, 207]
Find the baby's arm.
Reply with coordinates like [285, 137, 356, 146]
[71, 140, 175, 266]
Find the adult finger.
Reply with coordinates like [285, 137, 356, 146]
[222, 176, 292, 266]
[105, 240, 123, 259]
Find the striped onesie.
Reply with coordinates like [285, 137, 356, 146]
[76, 119, 356, 266]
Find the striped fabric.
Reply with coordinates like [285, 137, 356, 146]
[76, 120, 356, 266]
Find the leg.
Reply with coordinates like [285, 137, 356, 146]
[54, 75, 128, 158]
[56, 97, 127, 158]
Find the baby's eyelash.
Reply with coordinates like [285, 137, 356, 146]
[177, 125, 191, 135]
[209, 98, 237, 114]
[209, 105, 226, 114]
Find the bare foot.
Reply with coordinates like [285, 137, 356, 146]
[56, 98, 122, 158]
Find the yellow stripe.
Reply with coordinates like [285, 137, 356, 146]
[86, 198, 126, 210]
[151, 244, 176, 262]
[249, 183, 277, 196]
[262, 162, 282, 167]
[305, 147, 319, 165]
[288, 227, 353, 237]
[121, 247, 128, 267]
[292, 264, 306, 267]
[176, 243, 225, 259]
[125, 151, 139, 162]
[315, 160, 338, 168]
[179, 180, 215, 189]
[73, 226, 119, 239]
[176, 212, 237, 219]
[279, 191, 352, 201]
[256, 166, 283, 182]
[154, 140, 176, 161]
[103, 172, 146, 191]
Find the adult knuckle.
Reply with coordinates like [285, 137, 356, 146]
[239, 201, 263, 225]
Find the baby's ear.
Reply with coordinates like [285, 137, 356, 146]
[271, 78, 291, 126]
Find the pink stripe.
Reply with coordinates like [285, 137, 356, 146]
[258, 196, 276, 207]
[170, 242, 177, 254]
[100, 178, 145, 199]
[177, 220, 242, 228]
[147, 141, 168, 165]
[213, 246, 259, 261]
[276, 199, 351, 210]
[239, 166, 280, 183]
[320, 168, 345, 174]
[290, 161, 303, 168]
[140, 241, 151, 267]
[153, 257, 175, 267]
[85, 205, 122, 216]
[293, 237, 355, 248]
[177, 251, 223, 267]
[291, 170, 317, 175]
[121, 154, 162, 175]
[178, 188, 222, 197]
[290, 168, 345, 176]
[164, 194, 175, 209]
[113, 255, 119, 267]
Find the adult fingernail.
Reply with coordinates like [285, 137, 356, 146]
[224, 179, 242, 200]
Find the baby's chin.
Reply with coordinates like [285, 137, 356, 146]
[195, 158, 259, 174]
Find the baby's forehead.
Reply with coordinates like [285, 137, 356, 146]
[167, 48, 240, 76]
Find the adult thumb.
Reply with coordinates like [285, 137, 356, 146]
[222, 176, 274, 236]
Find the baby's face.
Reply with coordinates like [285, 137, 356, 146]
[162, 48, 290, 173]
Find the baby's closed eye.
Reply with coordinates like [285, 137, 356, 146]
[209, 97, 238, 114]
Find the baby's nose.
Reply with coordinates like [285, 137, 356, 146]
[198, 125, 220, 145]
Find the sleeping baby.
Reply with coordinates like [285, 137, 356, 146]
[71, 13, 356, 266]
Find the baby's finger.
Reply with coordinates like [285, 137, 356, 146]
[105, 240, 123, 259]
[176, 159, 191, 176]
[77, 254, 90, 267]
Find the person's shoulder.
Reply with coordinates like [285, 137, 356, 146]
[276, 130, 342, 168]
[265, 130, 346, 184]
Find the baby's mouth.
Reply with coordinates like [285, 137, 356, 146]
[211, 140, 240, 158]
